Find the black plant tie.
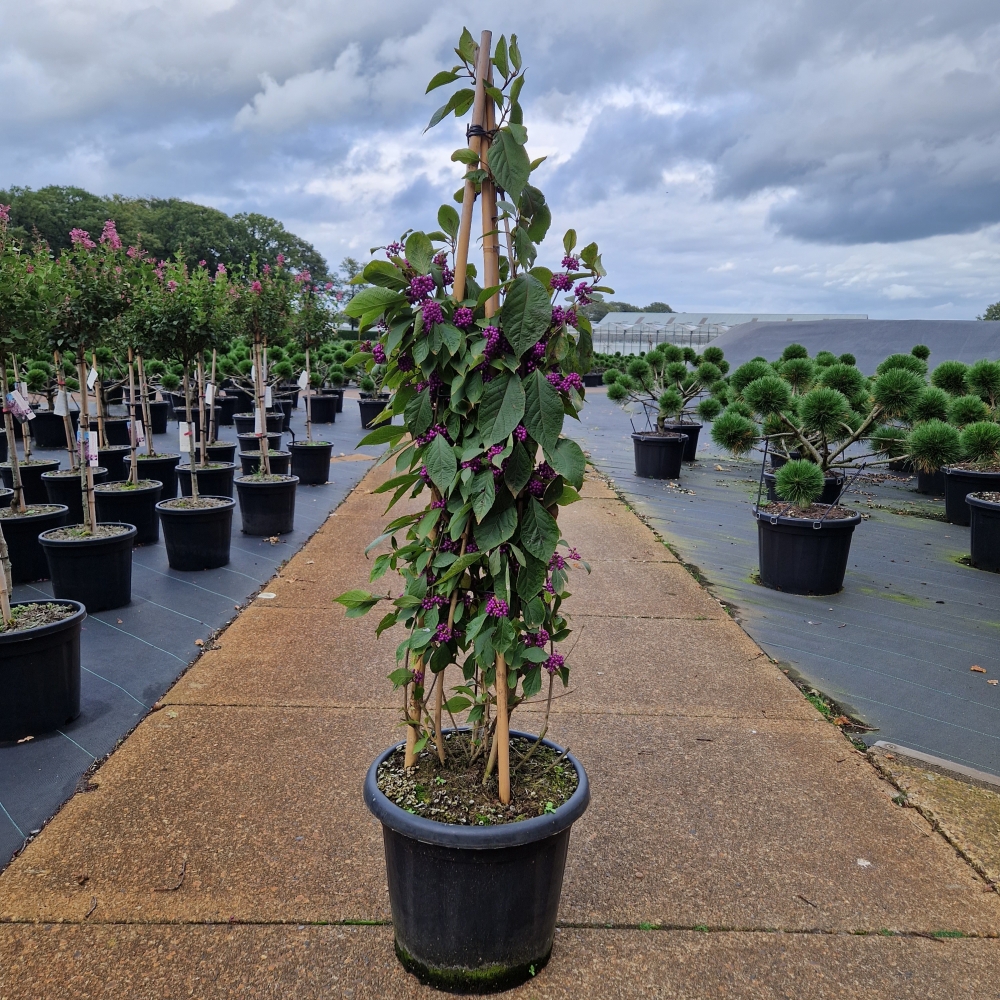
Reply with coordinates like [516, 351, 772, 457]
[466, 123, 498, 141]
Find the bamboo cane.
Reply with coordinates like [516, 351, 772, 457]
[208, 349, 218, 448]
[451, 31, 492, 304]
[76, 356, 96, 530]
[254, 338, 271, 476]
[182, 361, 199, 498]
[127, 347, 139, 485]
[0, 521, 12, 623]
[1, 361, 25, 514]
[136, 354, 155, 457]
[91, 352, 107, 450]
[404, 653, 422, 768]
[197, 354, 207, 468]
[480, 62, 501, 318]
[11, 357, 32, 464]
[304, 346, 313, 443]
[53, 351, 77, 470]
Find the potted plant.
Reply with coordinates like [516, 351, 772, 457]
[24, 354, 81, 450]
[336, 32, 598, 989]
[967, 489, 1000, 572]
[234, 471, 298, 535]
[941, 420, 1000, 526]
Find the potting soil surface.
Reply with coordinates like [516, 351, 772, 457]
[576, 390, 1000, 776]
[0, 393, 384, 868]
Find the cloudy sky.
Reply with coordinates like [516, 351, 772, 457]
[3, 1, 999, 318]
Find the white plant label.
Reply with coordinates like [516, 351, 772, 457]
[249, 364, 255, 382]
[6, 390, 32, 420]
[79, 429, 98, 466]
[254, 409, 264, 435]
[178, 421, 192, 453]
[130, 419, 146, 446]
[297, 369, 309, 391]
[264, 385, 272, 408]
[87, 367, 98, 390]
[205, 383, 215, 405]
[53, 390, 69, 417]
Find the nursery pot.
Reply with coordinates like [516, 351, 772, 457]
[631, 432, 686, 479]
[325, 387, 345, 413]
[90, 418, 130, 446]
[173, 407, 221, 436]
[238, 450, 291, 476]
[94, 480, 163, 545]
[0, 506, 69, 583]
[0, 600, 86, 742]
[307, 393, 337, 424]
[177, 462, 236, 500]
[0, 488, 12, 509]
[98, 445, 131, 483]
[1, 460, 62, 505]
[289, 441, 333, 485]
[0, 434, 6, 463]
[915, 469, 946, 495]
[217, 394, 239, 426]
[235, 474, 298, 535]
[39, 523, 137, 612]
[364, 730, 590, 992]
[129, 400, 171, 435]
[582, 371, 604, 388]
[753, 506, 861, 595]
[206, 441, 238, 464]
[233, 412, 284, 435]
[942, 467, 1000, 526]
[227, 387, 254, 413]
[136, 454, 180, 499]
[276, 398, 293, 431]
[157, 497, 235, 571]
[237, 431, 283, 453]
[30, 410, 79, 449]
[888, 457, 912, 473]
[763, 471, 845, 506]
[769, 449, 801, 470]
[42, 467, 109, 524]
[104, 384, 124, 405]
[358, 396, 389, 429]
[967, 492, 1000, 573]
[660, 422, 702, 462]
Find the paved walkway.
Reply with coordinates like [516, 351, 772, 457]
[1, 465, 998, 998]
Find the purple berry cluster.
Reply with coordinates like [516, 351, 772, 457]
[546, 371, 584, 393]
[372, 343, 387, 365]
[525, 628, 550, 648]
[416, 423, 448, 446]
[422, 299, 444, 326]
[421, 594, 448, 611]
[550, 273, 573, 292]
[561, 255, 580, 270]
[386, 241, 404, 258]
[397, 353, 414, 372]
[513, 424, 528, 442]
[453, 306, 474, 328]
[485, 595, 509, 617]
[434, 623, 455, 643]
[408, 274, 435, 301]
[574, 282, 594, 305]
[483, 325, 502, 359]
[551, 305, 578, 329]
[544, 653, 565, 675]
[549, 552, 567, 571]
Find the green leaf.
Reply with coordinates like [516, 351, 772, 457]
[405, 232, 434, 274]
[344, 286, 403, 318]
[362, 260, 407, 289]
[529, 156, 547, 172]
[472, 470, 495, 521]
[457, 27, 476, 63]
[478, 372, 525, 446]
[357, 424, 406, 447]
[546, 437, 586, 489]
[504, 441, 533, 495]
[388, 668, 413, 687]
[438, 551, 482, 583]
[522, 369, 564, 449]
[500, 275, 552, 358]
[493, 35, 509, 77]
[563, 229, 577, 254]
[444, 696, 472, 713]
[487, 127, 531, 199]
[516, 554, 547, 601]
[404, 389, 433, 437]
[509, 34, 522, 71]
[426, 70, 459, 93]
[440, 324, 462, 354]
[476, 285, 502, 309]
[508, 122, 528, 145]
[426, 88, 475, 130]
[475, 502, 518, 550]
[513, 226, 536, 268]
[450, 147, 479, 165]
[453, 89, 475, 117]
[557, 483, 581, 505]
[424, 434, 457, 491]
[438, 204, 460, 238]
[525, 204, 551, 243]
[334, 589, 377, 607]
[519, 498, 560, 563]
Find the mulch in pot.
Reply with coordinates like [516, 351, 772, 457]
[0, 602, 75, 633]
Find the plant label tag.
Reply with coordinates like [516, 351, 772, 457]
[254, 410, 263, 435]
[250, 364, 255, 382]
[264, 385, 272, 408]
[205, 383, 215, 405]
[178, 421, 192, 453]
[18, 382, 28, 399]
[130, 419, 146, 446]
[297, 370, 309, 391]
[53, 390, 69, 417]
[6, 390, 32, 421]
[81, 429, 98, 466]
[87, 367, 98, 390]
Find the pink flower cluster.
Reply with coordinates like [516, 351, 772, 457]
[485, 595, 509, 617]
[69, 228, 96, 249]
[0, 204, 10, 223]
[100, 220, 122, 250]
[250, 280, 262, 294]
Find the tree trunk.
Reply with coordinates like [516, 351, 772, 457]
[53, 351, 77, 470]
[304, 346, 313, 443]
[127, 348, 139, 485]
[91, 352, 107, 449]
[183, 362, 199, 497]
[1, 359, 26, 515]
[76, 355, 95, 530]
[136, 354, 155, 457]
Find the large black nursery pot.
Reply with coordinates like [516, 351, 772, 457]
[631, 432, 686, 479]
[90, 418, 130, 446]
[237, 431, 283, 453]
[321, 386, 345, 413]
[129, 400, 171, 435]
[157, 497, 235, 571]
[0, 433, 6, 463]
[30, 409, 79, 449]
[227, 387, 254, 413]
[307, 393, 337, 424]
[206, 441, 238, 464]
[968, 492, 1000, 573]
[769, 449, 801, 470]
[0, 488, 12, 508]
[0, 505, 69, 583]
[358, 395, 389, 429]
[943, 467, 1000, 526]
[754, 506, 861, 595]
[39, 523, 137, 612]
[365, 730, 590, 992]
[289, 440, 333, 485]
[1, 460, 61, 504]
[582, 371, 604, 388]
[915, 469, 946, 495]
[98, 445, 131, 483]
[0, 600, 86, 742]
[136, 453, 180, 499]
[238, 450, 291, 476]
[763, 471, 845, 506]
[233, 412, 284, 435]
[42, 467, 109, 524]
[276, 398, 293, 431]
[95, 480, 163, 545]
[217, 394, 239, 426]
[235, 474, 298, 535]
[177, 462, 236, 499]
[173, 406, 221, 436]
[660, 422, 702, 462]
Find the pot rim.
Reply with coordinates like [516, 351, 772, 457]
[752, 505, 861, 528]
[38, 522, 137, 547]
[237, 449, 292, 458]
[176, 462, 237, 472]
[234, 474, 299, 486]
[942, 466, 1000, 477]
[966, 492, 1000, 510]
[42, 468, 108, 479]
[0, 599, 86, 646]
[97, 445, 132, 454]
[288, 440, 333, 449]
[136, 453, 180, 461]
[660, 420, 703, 428]
[364, 728, 590, 850]
[630, 432, 687, 443]
[1, 459, 61, 469]
[156, 496, 236, 514]
[94, 479, 163, 494]
[0, 504, 69, 522]
[762, 469, 845, 482]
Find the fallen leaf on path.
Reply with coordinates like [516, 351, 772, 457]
[194, 639, 203, 646]
[832, 715, 851, 726]
[971, 665, 987, 673]
[856, 858, 872, 868]
[989, 680, 998, 686]
[17, 735, 33, 743]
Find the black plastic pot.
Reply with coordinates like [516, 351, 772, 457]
[227, 387, 254, 413]
[754, 506, 861, 595]
[582, 371, 604, 388]
[0, 488, 12, 508]
[915, 469, 946, 495]
[660, 422, 702, 462]
[104, 384, 124, 405]
[95, 481, 163, 545]
[90, 418, 130, 446]
[238, 450, 291, 476]
[233, 412, 285, 435]
[1, 460, 61, 504]
[237, 431, 283, 453]
[172, 407, 221, 436]
[943, 467, 1000, 526]
[30, 410, 79, 449]
[321, 387, 345, 413]
[235, 474, 298, 535]
[98, 445, 131, 483]
[968, 493, 1000, 572]
[177, 462, 236, 500]
[307, 393, 337, 424]
[136, 454, 180, 499]
[39, 523, 137, 612]
[157, 497, 235, 570]
[769, 449, 801, 470]
[365, 731, 590, 992]
[359, 397, 389, 429]
[0, 506, 69, 583]
[763, 471, 845, 506]
[128, 400, 171, 435]
[0, 600, 86, 742]
[206, 442, 238, 464]
[0, 434, 6, 463]
[289, 441, 333, 485]
[217, 394, 239, 426]
[42, 468, 109, 524]
[888, 458, 912, 473]
[276, 398, 292, 431]
[631, 433, 686, 479]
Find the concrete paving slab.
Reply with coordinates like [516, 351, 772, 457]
[555, 498, 679, 563]
[578, 471, 618, 499]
